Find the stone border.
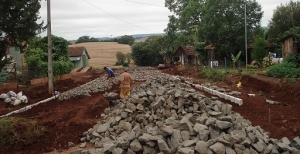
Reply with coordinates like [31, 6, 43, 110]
[187, 82, 243, 106]
[0, 95, 59, 118]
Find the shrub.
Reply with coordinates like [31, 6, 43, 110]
[266, 53, 300, 78]
[266, 63, 300, 78]
[0, 70, 10, 85]
[0, 117, 47, 147]
[201, 68, 227, 82]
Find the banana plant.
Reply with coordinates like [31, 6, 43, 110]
[231, 51, 242, 71]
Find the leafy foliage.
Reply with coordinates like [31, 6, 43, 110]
[165, 0, 263, 63]
[266, 53, 300, 78]
[231, 51, 242, 70]
[118, 35, 135, 46]
[25, 35, 74, 78]
[0, 0, 44, 67]
[251, 38, 268, 64]
[75, 36, 99, 44]
[0, 69, 10, 85]
[201, 68, 227, 82]
[268, 1, 300, 42]
[131, 35, 165, 66]
[116, 52, 126, 65]
[0, 117, 47, 147]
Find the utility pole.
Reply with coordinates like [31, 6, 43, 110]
[245, 3, 248, 71]
[47, 0, 54, 94]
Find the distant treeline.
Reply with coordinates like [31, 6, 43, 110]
[74, 35, 135, 46]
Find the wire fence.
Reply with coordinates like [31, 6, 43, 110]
[5, 66, 53, 85]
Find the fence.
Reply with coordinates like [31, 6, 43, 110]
[7, 66, 72, 85]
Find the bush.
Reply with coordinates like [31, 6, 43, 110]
[0, 117, 47, 147]
[0, 70, 10, 85]
[266, 63, 300, 78]
[266, 54, 300, 78]
[201, 68, 227, 82]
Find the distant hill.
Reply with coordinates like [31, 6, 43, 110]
[96, 33, 164, 41]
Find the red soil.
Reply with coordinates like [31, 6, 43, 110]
[0, 66, 299, 154]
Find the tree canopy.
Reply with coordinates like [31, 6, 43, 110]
[75, 36, 99, 44]
[165, 0, 263, 61]
[131, 35, 165, 66]
[118, 35, 135, 46]
[0, 0, 44, 68]
[25, 35, 74, 78]
[268, 1, 300, 42]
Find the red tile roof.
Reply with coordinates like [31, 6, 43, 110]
[68, 46, 85, 57]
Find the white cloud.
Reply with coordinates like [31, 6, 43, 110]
[37, 0, 297, 40]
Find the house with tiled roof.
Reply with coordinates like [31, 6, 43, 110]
[173, 45, 196, 65]
[68, 46, 91, 67]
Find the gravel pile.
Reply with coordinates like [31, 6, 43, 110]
[73, 71, 300, 154]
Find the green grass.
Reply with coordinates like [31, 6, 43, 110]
[0, 117, 47, 148]
[201, 68, 228, 82]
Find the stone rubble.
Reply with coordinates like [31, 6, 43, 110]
[71, 68, 300, 154]
[0, 91, 28, 106]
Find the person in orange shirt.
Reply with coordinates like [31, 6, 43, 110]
[119, 68, 133, 99]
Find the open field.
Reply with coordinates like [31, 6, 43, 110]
[69, 42, 131, 68]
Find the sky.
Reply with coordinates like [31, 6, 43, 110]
[37, 0, 297, 40]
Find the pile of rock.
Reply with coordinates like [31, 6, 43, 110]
[79, 75, 300, 154]
[0, 91, 28, 106]
[58, 76, 119, 100]
[58, 67, 159, 101]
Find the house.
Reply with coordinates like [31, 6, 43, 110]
[281, 35, 298, 58]
[68, 46, 91, 67]
[204, 42, 278, 66]
[173, 45, 196, 65]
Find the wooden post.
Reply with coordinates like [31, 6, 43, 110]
[47, 0, 54, 94]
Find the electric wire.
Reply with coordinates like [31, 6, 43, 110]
[124, 0, 164, 7]
[82, 0, 151, 32]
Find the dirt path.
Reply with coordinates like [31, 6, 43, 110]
[0, 67, 299, 153]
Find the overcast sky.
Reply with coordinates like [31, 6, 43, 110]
[37, 0, 296, 40]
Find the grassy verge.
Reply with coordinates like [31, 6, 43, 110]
[0, 117, 47, 148]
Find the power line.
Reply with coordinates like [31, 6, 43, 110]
[82, 0, 150, 32]
[125, 0, 164, 7]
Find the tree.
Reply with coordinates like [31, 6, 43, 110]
[26, 35, 74, 78]
[251, 38, 268, 65]
[75, 36, 99, 44]
[131, 35, 165, 66]
[0, 0, 44, 68]
[201, 0, 263, 59]
[268, 1, 300, 42]
[118, 35, 135, 46]
[165, 0, 263, 62]
[115, 52, 126, 65]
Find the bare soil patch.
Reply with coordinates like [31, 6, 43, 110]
[0, 66, 299, 153]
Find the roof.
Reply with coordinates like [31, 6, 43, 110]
[280, 34, 297, 42]
[68, 46, 91, 59]
[174, 45, 196, 56]
[204, 44, 214, 50]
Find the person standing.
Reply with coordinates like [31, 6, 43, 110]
[104, 67, 115, 78]
[120, 68, 133, 99]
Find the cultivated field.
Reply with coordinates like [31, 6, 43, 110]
[69, 42, 131, 68]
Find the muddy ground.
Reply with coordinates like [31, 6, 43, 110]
[0, 66, 299, 154]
